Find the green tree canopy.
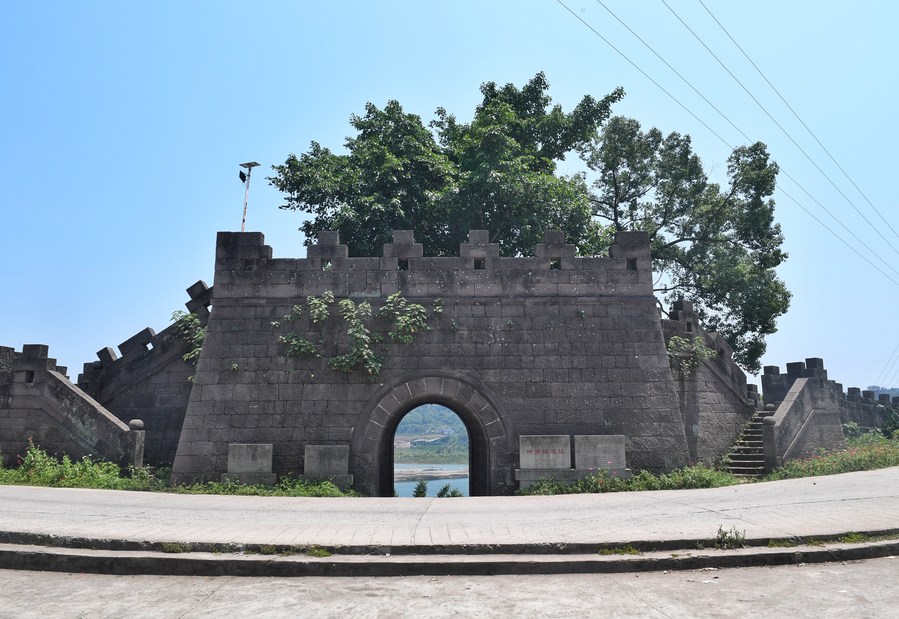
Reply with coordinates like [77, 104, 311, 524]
[271, 72, 622, 257]
[582, 116, 790, 371]
[270, 73, 790, 372]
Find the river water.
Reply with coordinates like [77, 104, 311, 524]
[393, 463, 469, 497]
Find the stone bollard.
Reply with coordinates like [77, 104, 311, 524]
[127, 419, 146, 468]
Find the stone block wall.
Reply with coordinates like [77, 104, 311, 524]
[0, 345, 142, 468]
[171, 230, 691, 494]
[76, 281, 212, 465]
[661, 300, 757, 465]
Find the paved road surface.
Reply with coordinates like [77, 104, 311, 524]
[1, 467, 898, 549]
[1, 558, 897, 618]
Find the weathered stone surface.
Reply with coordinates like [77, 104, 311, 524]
[574, 435, 626, 469]
[304, 444, 349, 476]
[518, 435, 571, 469]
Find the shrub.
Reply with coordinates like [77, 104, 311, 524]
[436, 483, 463, 497]
[764, 434, 899, 481]
[413, 479, 428, 497]
[518, 465, 742, 496]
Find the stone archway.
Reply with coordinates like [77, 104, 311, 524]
[350, 371, 515, 496]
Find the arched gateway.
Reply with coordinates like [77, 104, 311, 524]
[170, 228, 698, 492]
[351, 371, 515, 496]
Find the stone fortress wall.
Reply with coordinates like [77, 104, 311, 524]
[2, 228, 891, 494]
[170, 229, 694, 494]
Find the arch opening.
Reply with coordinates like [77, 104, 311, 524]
[376, 395, 490, 497]
[392, 403, 470, 497]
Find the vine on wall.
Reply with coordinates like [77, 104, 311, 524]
[171, 311, 207, 364]
[667, 335, 717, 376]
[276, 292, 439, 377]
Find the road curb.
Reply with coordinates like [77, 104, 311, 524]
[1, 539, 897, 577]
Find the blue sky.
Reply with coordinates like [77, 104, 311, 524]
[3, 1, 897, 391]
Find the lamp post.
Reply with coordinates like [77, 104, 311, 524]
[239, 161, 260, 232]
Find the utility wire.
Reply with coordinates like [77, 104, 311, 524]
[588, 0, 899, 281]
[553, 0, 732, 150]
[777, 167, 899, 280]
[884, 362, 899, 391]
[778, 187, 899, 288]
[594, 0, 753, 144]
[660, 0, 899, 261]
[697, 0, 899, 242]
[874, 343, 899, 387]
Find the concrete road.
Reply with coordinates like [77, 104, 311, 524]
[1, 467, 898, 549]
[1, 557, 897, 618]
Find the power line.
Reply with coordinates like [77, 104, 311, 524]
[553, 0, 733, 150]
[778, 188, 899, 288]
[585, 0, 899, 281]
[593, 0, 753, 144]
[777, 168, 899, 280]
[873, 343, 899, 387]
[660, 0, 899, 261]
[697, 0, 899, 242]
[884, 362, 899, 391]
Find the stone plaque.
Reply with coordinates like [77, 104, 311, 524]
[519, 435, 570, 470]
[305, 445, 350, 476]
[574, 435, 626, 470]
[227, 443, 273, 474]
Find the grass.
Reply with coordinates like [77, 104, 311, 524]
[520, 434, 899, 496]
[762, 433, 899, 481]
[3, 433, 898, 498]
[519, 464, 743, 495]
[597, 544, 640, 556]
[0, 439, 358, 497]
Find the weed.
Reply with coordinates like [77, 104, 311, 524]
[667, 335, 716, 376]
[256, 544, 278, 555]
[171, 311, 206, 364]
[305, 546, 332, 558]
[160, 542, 191, 553]
[767, 538, 799, 548]
[714, 525, 746, 550]
[518, 465, 741, 496]
[806, 538, 825, 547]
[598, 545, 640, 556]
[764, 434, 899, 481]
[838, 532, 869, 544]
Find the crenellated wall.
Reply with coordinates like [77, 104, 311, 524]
[760, 358, 863, 471]
[661, 300, 758, 465]
[75, 281, 213, 465]
[171, 229, 693, 493]
[0, 345, 143, 468]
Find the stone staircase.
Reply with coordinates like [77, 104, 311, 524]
[723, 408, 775, 477]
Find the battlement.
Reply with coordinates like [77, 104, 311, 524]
[761, 358, 895, 432]
[762, 358, 832, 405]
[212, 230, 653, 301]
[661, 298, 756, 406]
[77, 280, 213, 391]
[0, 344, 68, 379]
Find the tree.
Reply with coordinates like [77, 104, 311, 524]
[412, 479, 428, 498]
[271, 74, 790, 372]
[582, 117, 790, 372]
[271, 72, 622, 257]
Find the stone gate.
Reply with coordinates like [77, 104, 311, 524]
[170, 229, 693, 494]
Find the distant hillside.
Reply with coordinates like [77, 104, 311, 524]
[396, 404, 468, 445]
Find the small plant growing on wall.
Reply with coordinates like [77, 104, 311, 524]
[276, 291, 437, 377]
[171, 311, 206, 364]
[667, 335, 716, 376]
